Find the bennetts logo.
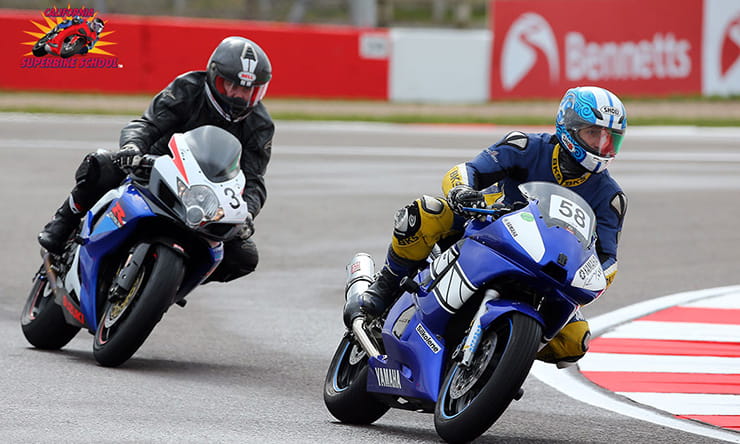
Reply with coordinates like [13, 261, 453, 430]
[20, 5, 121, 69]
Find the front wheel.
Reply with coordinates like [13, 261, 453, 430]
[93, 244, 184, 367]
[323, 334, 389, 424]
[60, 37, 86, 58]
[21, 269, 80, 349]
[434, 313, 542, 443]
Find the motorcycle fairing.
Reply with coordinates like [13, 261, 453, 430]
[369, 293, 447, 402]
[369, 194, 606, 401]
[71, 184, 157, 331]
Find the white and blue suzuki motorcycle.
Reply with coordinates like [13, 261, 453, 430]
[21, 125, 249, 367]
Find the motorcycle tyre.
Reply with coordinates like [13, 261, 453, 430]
[21, 271, 81, 349]
[323, 334, 389, 424]
[92, 244, 184, 367]
[434, 313, 541, 443]
[60, 38, 86, 58]
[32, 40, 47, 57]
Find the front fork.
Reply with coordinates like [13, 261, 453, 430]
[458, 289, 500, 367]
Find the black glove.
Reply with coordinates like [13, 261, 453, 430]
[447, 185, 487, 218]
[238, 213, 255, 240]
[113, 145, 154, 178]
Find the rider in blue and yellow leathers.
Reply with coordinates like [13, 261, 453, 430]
[344, 86, 629, 367]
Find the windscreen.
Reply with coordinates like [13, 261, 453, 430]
[518, 182, 596, 246]
[181, 125, 242, 183]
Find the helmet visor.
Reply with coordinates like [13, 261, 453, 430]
[221, 78, 268, 108]
[575, 125, 624, 158]
[90, 20, 104, 33]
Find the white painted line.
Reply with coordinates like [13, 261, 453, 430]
[579, 352, 740, 373]
[601, 321, 740, 342]
[684, 293, 740, 309]
[532, 361, 740, 443]
[5, 139, 740, 164]
[2, 112, 740, 140]
[532, 285, 740, 443]
[619, 393, 740, 416]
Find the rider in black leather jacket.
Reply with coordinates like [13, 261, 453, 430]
[38, 36, 275, 283]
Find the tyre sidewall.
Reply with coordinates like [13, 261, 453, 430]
[323, 335, 389, 424]
[434, 313, 542, 442]
[92, 244, 184, 367]
[21, 272, 80, 349]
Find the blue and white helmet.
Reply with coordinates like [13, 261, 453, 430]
[555, 86, 627, 174]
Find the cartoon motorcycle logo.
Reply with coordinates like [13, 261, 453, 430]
[32, 16, 104, 58]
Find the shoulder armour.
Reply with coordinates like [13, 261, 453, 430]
[610, 191, 628, 223]
[501, 131, 529, 150]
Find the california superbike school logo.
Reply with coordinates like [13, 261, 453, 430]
[20, 5, 122, 69]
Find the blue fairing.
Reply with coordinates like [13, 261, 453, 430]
[368, 292, 447, 401]
[76, 185, 156, 331]
[367, 187, 603, 401]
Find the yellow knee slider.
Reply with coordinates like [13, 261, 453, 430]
[391, 196, 455, 262]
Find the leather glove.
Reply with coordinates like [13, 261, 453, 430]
[114, 144, 154, 178]
[238, 213, 255, 240]
[447, 185, 487, 218]
[113, 144, 144, 170]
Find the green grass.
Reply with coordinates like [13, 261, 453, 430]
[1, 105, 739, 127]
[1, 91, 738, 126]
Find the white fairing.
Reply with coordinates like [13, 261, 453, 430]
[63, 245, 82, 299]
[501, 212, 546, 262]
[156, 133, 250, 224]
[572, 254, 607, 291]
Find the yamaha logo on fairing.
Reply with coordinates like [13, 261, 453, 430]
[376, 367, 401, 389]
[416, 323, 441, 354]
[579, 255, 599, 280]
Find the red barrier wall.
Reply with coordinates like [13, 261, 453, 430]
[1, 9, 389, 99]
[489, 0, 704, 99]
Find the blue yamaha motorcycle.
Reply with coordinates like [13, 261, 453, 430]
[324, 182, 607, 443]
[21, 125, 250, 367]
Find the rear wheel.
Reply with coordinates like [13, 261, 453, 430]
[323, 334, 389, 424]
[434, 313, 541, 443]
[21, 269, 80, 349]
[93, 244, 184, 367]
[32, 38, 48, 57]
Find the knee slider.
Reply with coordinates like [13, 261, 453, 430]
[393, 201, 422, 239]
[75, 150, 122, 189]
[75, 152, 103, 186]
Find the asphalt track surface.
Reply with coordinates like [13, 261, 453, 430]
[1, 113, 738, 443]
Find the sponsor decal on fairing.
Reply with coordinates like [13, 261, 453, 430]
[416, 323, 441, 354]
[572, 254, 606, 291]
[375, 367, 402, 389]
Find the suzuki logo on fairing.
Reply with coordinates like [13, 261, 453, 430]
[721, 16, 740, 77]
[500, 12, 559, 91]
[62, 294, 85, 324]
[376, 367, 402, 389]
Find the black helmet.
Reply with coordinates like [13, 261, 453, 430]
[205, 37, 272, 122]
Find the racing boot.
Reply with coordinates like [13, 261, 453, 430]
[359, 265, 404, 317]
[38, 198, 83, 255]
